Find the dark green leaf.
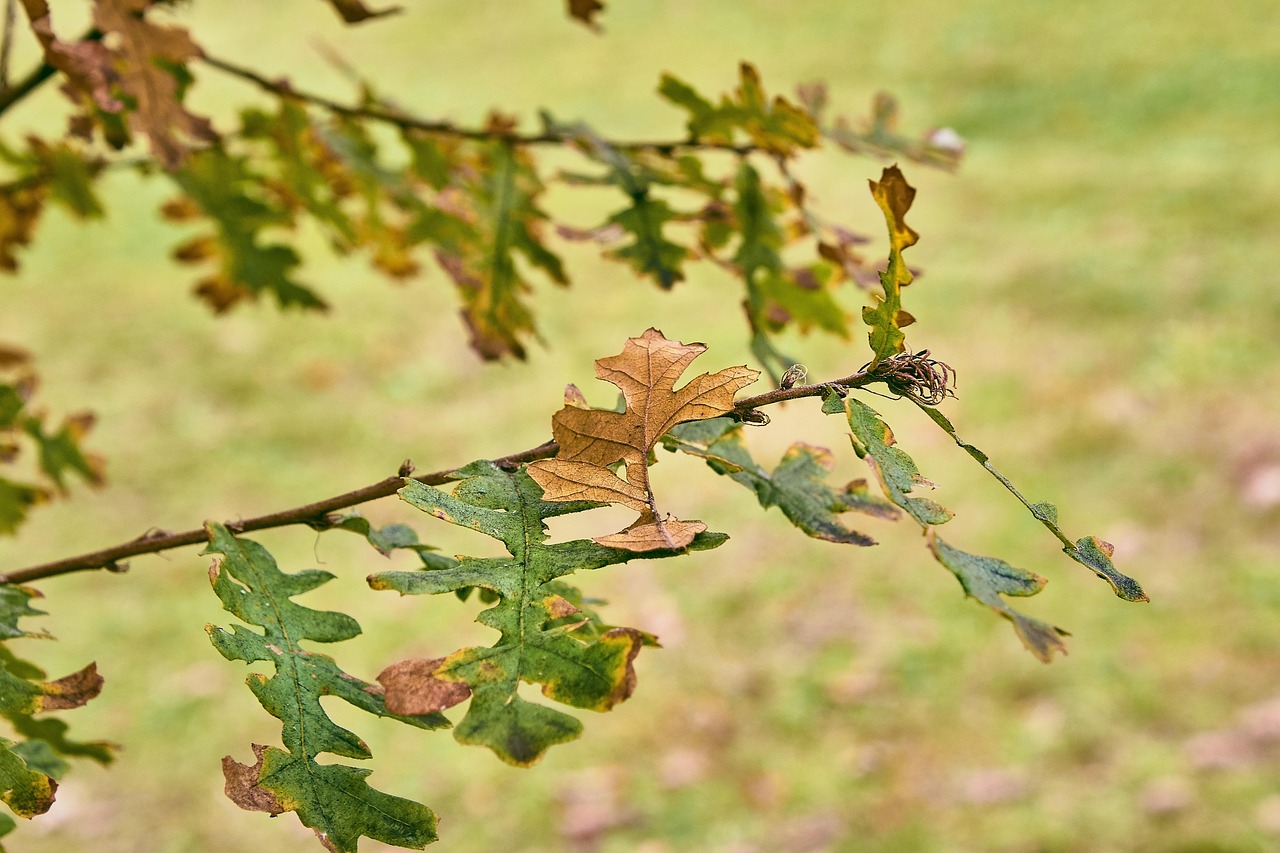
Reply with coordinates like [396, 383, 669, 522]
[371, 462, 726, 766]
[605, 197, 687, 289]
[918, 405, 1148, 602]
[837, 396, 952, 527]
[170, 149, 326, 312]
[663, 417, 895, 545]
[204, 523, 444, 851]
[927, 532, 1069, 663]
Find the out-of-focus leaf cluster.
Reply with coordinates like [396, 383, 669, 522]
[0, 347, 103, 538]
[0, 584, 113, 846]
[4, 10, 963, 372]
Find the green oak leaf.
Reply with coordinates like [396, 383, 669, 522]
[663, 417, 896, 545]
[658, 64, 819, 155]
[169, 148, 326, 312]
[204, 522, 445, 851]
[0, 740, 54, 819]
[835, 395, 952, 527]
[927, 532, 1069, 663]
[370, 461, 726, 766]
[918, 405, 1148, 602]
[0, 585, 111, 835]
[829, 393, 1070, 660]
[434, 141, 566, 360]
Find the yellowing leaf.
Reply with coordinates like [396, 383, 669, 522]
[863, 165, 917, 366]
[528, 329, 758, 551]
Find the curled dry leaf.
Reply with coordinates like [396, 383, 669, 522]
[528, 329, 758, 551]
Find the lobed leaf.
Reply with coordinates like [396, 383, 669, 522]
[828, 393, 1070, 660]
[169, 149, 325, 312]
[862, 165, 918, 366]
[663, 417, 896, 545]
[434, 141, 567, 360]
[0, 351, 102, 536]
[528, 329, 758, 551]
[91, 0, 218, 171]
[659, 64, 820, 156]
[204, 523, 444, 851]
[371, 462, 726, 766]
[918, 406, 1148, 602]
[0, 585, 112, 836]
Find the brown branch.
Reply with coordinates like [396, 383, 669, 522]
[0, 369, 879, 586]
[199, 52, 758, 155]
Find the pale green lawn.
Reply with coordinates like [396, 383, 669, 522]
[2, 1, 1279, 851]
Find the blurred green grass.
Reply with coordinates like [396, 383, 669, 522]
[3, 0, 1280, 850]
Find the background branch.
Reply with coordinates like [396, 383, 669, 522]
[0, 369, 878, 585]
[200, 52, 759, 154]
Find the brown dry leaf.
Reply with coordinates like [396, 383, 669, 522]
[93, 0, 218, 171]
[37, 661, 104, 710]
[376, 657, 472, 715]
[528, 328, 758, 552]
[24, 1, 122, 113]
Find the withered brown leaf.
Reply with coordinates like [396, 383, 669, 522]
[528, 329, 758, 552]
[92, 0, 218, 171]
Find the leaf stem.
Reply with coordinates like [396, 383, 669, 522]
[0, 369, 878, 585]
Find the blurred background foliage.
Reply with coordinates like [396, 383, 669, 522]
[1, 0, 1279, 850]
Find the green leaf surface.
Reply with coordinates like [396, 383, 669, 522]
[0, 739, 54, 819]
[918, 405, 1148, 602]
[927, 532, 1069, 663]
[830, 393, 1068, 660]
[435, 141, 566, 360]
[663, 417, 896, 545]
[837, 396, 952, 527]
[604, 197, 687, 289]
[0, 585, 109, 833]
[204, 522, 443, 851]
[170, 148, 326, 312]
[659, 65, 819, 155]
[370, 462, 726, 766]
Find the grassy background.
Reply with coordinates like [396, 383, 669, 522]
[3, 0, 1280, 850]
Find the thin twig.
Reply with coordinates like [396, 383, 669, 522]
[199, 52, 758, 155]
[0, 368, 879, 586]
[0, 0, 17, 92]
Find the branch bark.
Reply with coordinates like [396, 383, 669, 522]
[199, 52, 759, 154]
[0, 370, 878, 585]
